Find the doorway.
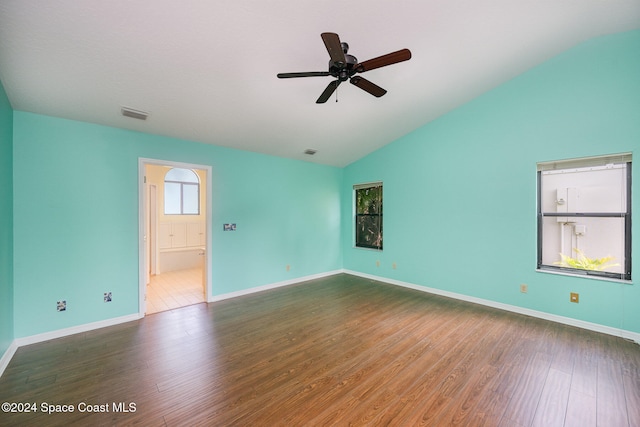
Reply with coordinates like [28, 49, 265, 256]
[138, 158, 213, 316]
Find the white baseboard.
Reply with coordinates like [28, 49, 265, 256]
[209, 270, 343, 302]
[3, 269, 637, 380]
[14, 313, 142, 348]
[345, 270, 640, 345]
[1, 271, 343, 379]
[0, 341, 18, 378]
[0, 313, 142, 379]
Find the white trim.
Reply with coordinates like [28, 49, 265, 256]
[353, 181, 383, 190]
[0, 341, 18, 378]
[536, 268, 633, 285]
[209, 270, 343, 302]
[138, 158, 214, 316]
[1, 272, 341, 378]
[14, 314, 141, 348]
[0, 313, 141, 378]
[537, 152, 632, 171]
[541, 163, 626, 175]
[344, 270, 640, 345]
[3, 269, 639, 380]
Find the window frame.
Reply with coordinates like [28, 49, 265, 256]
[536, 154, 632, 281]
[354, 182, 383, 251]
[164, 168, 200, 215]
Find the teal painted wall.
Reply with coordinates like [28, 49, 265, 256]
[342, 31, 640, 333]
[0, 80, 14, 354]
[7, 30, 640, 341]
[12, 113, 342, 337]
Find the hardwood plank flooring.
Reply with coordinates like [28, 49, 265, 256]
[1, 274, 639, 426]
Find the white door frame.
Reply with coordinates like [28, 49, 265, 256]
[148, 184, 158, 277]
[138, 157, 213, 316]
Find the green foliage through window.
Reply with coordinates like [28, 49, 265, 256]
[554, 248, 619, 271]
[355, 184, 383, 250]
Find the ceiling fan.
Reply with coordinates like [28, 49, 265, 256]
[277, 32, 411, 103]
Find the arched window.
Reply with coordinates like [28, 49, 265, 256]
[164, 168, 200, 215]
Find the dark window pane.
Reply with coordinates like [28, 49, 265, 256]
[356, 215, 383, 249]
[356, 186, 382, 215]
[355, 184, 383, 250]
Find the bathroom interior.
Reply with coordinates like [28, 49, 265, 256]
[145, 164, 207, 314]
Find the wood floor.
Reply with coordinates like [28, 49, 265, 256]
[1, 274, 639, 426]
[146, 267, 204, 314]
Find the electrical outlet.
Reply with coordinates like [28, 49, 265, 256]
[392, 262, 397, 270]
[57, 300, 66, 312]
[520, 284, 528, 293]
[286, 265, 291, 272]
[570, 292, 579, 303]
[104, 292, 112, 302]
[376, 260, 380, 267]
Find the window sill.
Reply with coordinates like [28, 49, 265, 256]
[353, 246, 383, 252]
[536, 268, 632, 285]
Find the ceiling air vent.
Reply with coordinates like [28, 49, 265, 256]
[304, 149, 317, 155]
[121, 107, 149, 120]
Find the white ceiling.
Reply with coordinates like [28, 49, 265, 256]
[1, 1, 639, 167]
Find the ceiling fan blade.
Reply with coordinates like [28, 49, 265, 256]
[350, 76, 387, 98]
[355, 49, 412, 73]
[316, 80, 341, 104]
[277, 71, 331, 78]
[321, 32, 346, 67]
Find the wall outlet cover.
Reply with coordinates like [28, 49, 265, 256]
[104, 292, 112, 302]
[57, 300, 66, 311]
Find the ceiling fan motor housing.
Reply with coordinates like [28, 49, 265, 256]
[329, 54, 358, 81]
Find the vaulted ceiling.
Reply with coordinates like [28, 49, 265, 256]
[1, 1, 639, 166]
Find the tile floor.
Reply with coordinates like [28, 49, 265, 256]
[146, 267, 205, 314]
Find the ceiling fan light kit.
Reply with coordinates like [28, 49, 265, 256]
[277, 32, 411, 103]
